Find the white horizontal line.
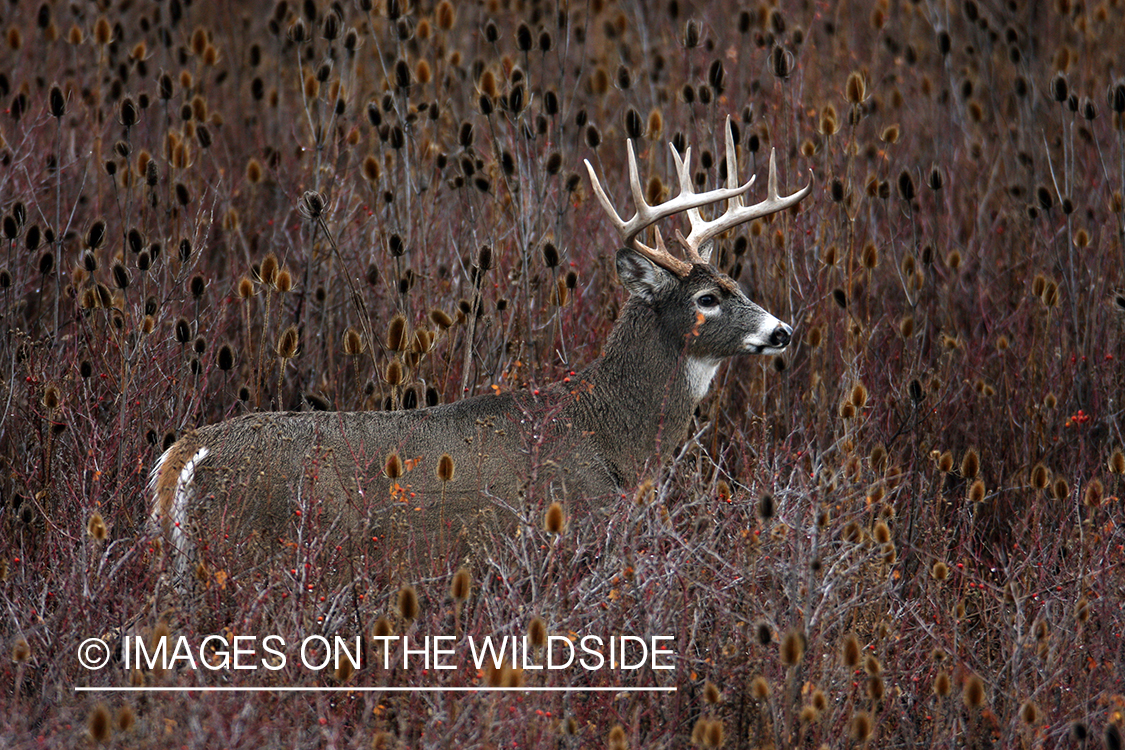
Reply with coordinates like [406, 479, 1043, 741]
[76, 686, 676, 693]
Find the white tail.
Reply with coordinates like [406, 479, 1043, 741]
[150, 118, 810, 587]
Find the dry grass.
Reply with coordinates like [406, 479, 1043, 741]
[1, 0, 1124, 747]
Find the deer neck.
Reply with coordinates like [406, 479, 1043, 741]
[571, 300, 714, 485]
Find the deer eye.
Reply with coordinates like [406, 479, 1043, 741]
[697, 294, 720, 309]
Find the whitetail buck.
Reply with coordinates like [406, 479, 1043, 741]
[150, 117, 809, 586]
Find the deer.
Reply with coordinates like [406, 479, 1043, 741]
[149, 116, 810, 589]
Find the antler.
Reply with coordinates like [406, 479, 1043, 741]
[674, 116, 812, 263]
[584, 139, 757, 276]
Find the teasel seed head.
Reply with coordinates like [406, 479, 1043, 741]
[841, 632, 861, 668]
[42, 383, 61, 411]
[1083, 479, 1104, 508]
[1018, 699, 1040, 725]
[237, 276, 255, 299]
[528, 616, 547, 648]
[747, 621, 768, 646]
[967, 479, 986, 504]
[87, 703, 111, 743]
[805, 688, 826, 713]
[1067, 722, 1090, 743]
[397, 584, 418, 622]
[1109, 449, 1125, 474]
[87, 511, 108, 542]
[371, 616, 393, 648]
[259, 254, 279, 286]
[683, 19, 700, 48]
[450, 566, 471, 602]
[337, 327, 362, 356]
[334, 654, 354, 684]
[960, 448, 980, 479]
[704, 718, 724, 748]
[608, 724, 627, 750]
[757, 493, 774, 520]
[780, 628, 805, 666]
[429, 308, 453, 330]
[934, 670, 952, 697]
[898, 170, 915, 201]
[544, 501, 565, 534]
[174, 318, 191, 344]
[436, 0, 455, 29]
[867, 675, 885, 701]
[297, 190, 326, 221]
[585, 123, 601, 149]
[820, 104, 839, 135]
[931, 560, 949, 580]
[217, 343, 234, 371]
[797, 704, 819, 724]
[245, 158, 263, 184]
[436, 453, 455, 482]
[750, 675, 770, 699]
[845, 71, 866, 104]
[189, 274, 206, 299]
[873, 520, 891, 544]
[1051, 72, 1069, 103]
[850, 711, 873, 742]
[387, 314, 408, 351]
[962, 674, 986, 709]
[362, 155, 380, 182]
[1075, 597, 1090, 624]
[769, 45, 791, 79]
[380, 359, 404, 388]
[1074, 227, 1090, 248]
[850, 382, 869, 409]
[276, 325, 299, 359]
[1105, 724, 1122, 750]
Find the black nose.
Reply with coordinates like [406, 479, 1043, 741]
[769, 325, 791, 349]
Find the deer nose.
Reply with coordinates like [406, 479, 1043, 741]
[769, 323, 792, 349]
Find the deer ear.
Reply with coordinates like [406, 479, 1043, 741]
[616, 248, 676, 301]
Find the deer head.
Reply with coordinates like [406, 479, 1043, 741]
[585, 116, 810, 388]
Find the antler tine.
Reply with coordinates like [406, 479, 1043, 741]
[767, 146, 781, 202]
[584, 157, 627, 235]
[724, 115, 743, 210]
[670, 144, 707, 265]
[584, 138, 759, 276]
[677, 145, 812, 263]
